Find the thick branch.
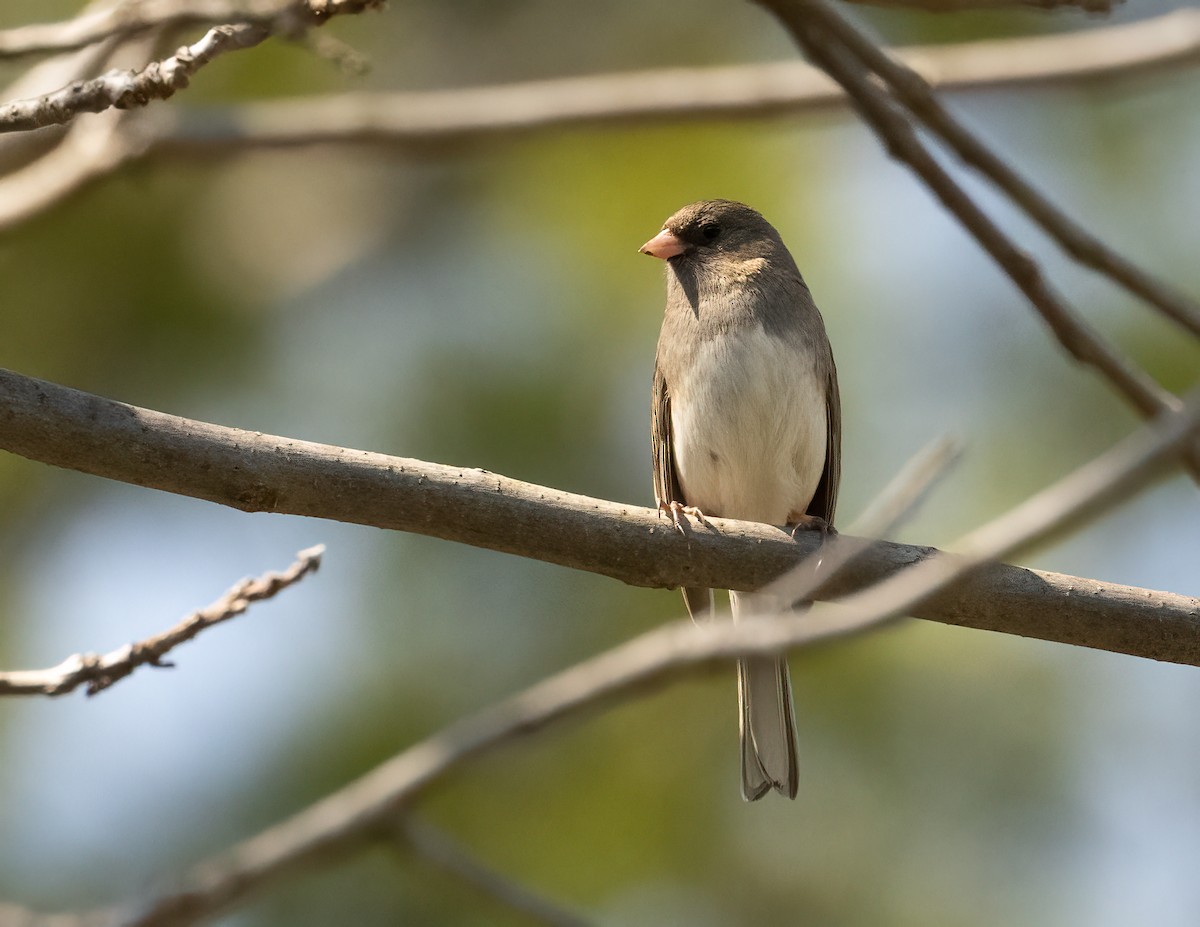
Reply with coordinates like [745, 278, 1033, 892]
[9, 374, 1197, 927]
[0, 545, 324, 697]
[1, 368, 1197, 665]
[90, 392, 1200, 927]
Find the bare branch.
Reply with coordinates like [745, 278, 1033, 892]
[145, 10, 1200, 154]
[0, 11, 1196, 233]
[395, 817, 593, 927]
[801, 0, 1200, 340]
[0, 0, 383, 135]
[844, 433, 961, 537]
[97, 393, 1199, 927]
[755, 0, 1200, 478]
[841, 0, 1120, 12]
[1, 367, 1196, 664]
[0, 901, 105, 927]
[0, 110, 136, 233]
[837, 386, 1200, 620]
[0, 545, 324, 697]
[0, 23, 270, 134]
[0, 0, 298, 61]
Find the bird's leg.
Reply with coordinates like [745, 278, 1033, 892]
[787, 512, 836, 538]
[657, 499, 710, 534]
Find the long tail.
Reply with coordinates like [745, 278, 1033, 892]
[731, 591, 799, 801]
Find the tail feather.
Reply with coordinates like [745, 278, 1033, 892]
[731, 591, 799, 800]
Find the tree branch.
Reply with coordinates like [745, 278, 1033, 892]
[0, 0, 383, 135]
[147, 9, 1200, 153]
[1, 367, 1196, 665]
[801, 0, 1200, 340]
[755, 0, 1200, 478]
[83, 391, 1198, 927]
[0, 545, 324, 697]
[0, 10, 1196, 234]
[394, 817, 592, 927]
[0, 23, 272, 134]
[0, 0, 300, 61]
[841, 0, 1120, 12]
[0, 110, 136, 233]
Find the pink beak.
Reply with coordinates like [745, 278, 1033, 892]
[639, 228, 687, 260]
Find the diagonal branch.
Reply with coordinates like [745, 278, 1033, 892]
[150, 9, 1200, 152]
[1, 367, 1197, 665]
[0, 109, 137, 233]
[0, 10, 1196, 234]
[90, 390, 1200, 927]
[842, 0, 1121, 10]
[395, 817, 592, 927]
[0, 545, 324, 697]
[755, 0, 1200, 479]
[800, 0, 1200, 340]
[0, 0, 300, 61]
[0, 0, 383, 135]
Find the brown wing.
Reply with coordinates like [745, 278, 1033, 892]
[652, 363, 713, 621]
[805, 356, 841, 527]
[651, 364, 683, 510]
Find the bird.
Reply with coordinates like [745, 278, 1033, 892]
[641, 199, 841, 801]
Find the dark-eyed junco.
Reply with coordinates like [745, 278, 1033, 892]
[642, 200, 841, 801]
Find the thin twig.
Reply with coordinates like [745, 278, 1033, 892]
[839, 385, 1200, 621]
[756, 0, 1200, 479]
[1, 367, 1196, 664]
[0, 545, 324, 697]
[1, 10, 1197, 233]
[844, 433, 962, 538]
[395, 817, 593, 927]
[768, 433, 962, 609]
[801, 0, 1200, 340]
[842, 0, 1120, 11]
[147, 9, 1200, 154]
[0, 0, 383, 135]
[0, 0, 296, 61]
[0, 22, 272, 134]
[102, 391, 1200, 927]
[0, 109, 136, 233]
[0, 901, 107, 927]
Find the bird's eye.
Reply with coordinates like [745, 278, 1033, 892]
[701, 223, 721, 240]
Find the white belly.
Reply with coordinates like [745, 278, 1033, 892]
[671, 324, 827, 525]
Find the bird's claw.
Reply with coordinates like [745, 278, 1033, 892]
[788, 514, 836, 538]
[658, 500, 709, 534]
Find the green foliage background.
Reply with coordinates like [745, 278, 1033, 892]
[0, 2, 1197, 925]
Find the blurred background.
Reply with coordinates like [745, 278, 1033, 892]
[0, 1, 1198, 924]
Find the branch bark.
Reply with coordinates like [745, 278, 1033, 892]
[0, 10, 1196, 235]
[2, 367, 1197, 666]
[755, 0, 1200, 479]
[0, 0, 300, 61]
[0, 0, 383, 135]
[0, 545, 324, 697]
[799, 0, 1200, 340]
[82, 390, 1200, 927]
[395, 817, 592, 927]
[148, 9, 1200, 153]
[841, 0, 1120, 11]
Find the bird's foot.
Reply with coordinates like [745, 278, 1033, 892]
[787, 513, 836, 538]
[658, 499, 710, 534]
